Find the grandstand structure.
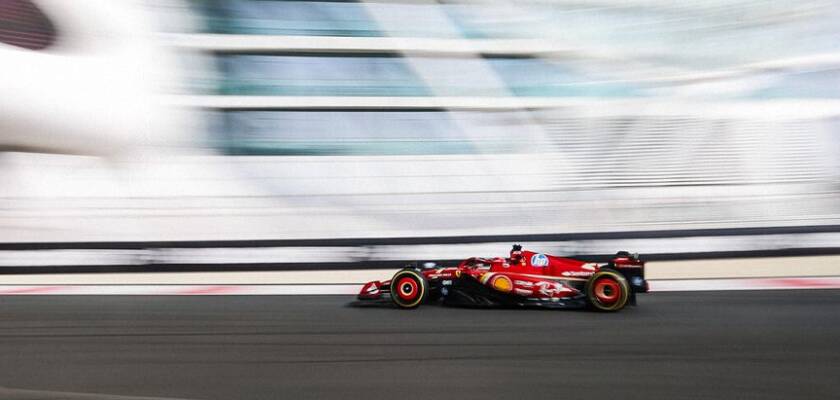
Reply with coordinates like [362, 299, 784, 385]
[169, 1, 840, 232]
[170, 1, 840, 180]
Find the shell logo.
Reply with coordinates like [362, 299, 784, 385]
[490, 275, 513, 293]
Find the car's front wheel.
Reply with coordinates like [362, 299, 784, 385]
[389, 268, 428, 309]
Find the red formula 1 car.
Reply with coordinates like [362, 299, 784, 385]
[358, 245, 649, 312]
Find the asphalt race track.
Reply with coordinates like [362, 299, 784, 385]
[0, 291, 838, 400]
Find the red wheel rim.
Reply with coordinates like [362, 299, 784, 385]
[594, 278, 621, 304]
[396, 277, 419, 301]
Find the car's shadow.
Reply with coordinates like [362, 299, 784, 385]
[345, 300, 396, 309]
[345, 300, 595, 312]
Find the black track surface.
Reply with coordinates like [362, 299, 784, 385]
[0, 291, 838, 400]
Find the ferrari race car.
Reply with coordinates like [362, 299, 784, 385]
[358, 245, 649, 312]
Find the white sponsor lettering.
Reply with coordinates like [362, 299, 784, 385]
[562, 271, 594, 277]
[534, 281, 565, 297]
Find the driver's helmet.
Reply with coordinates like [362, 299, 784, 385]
[510, 244, 523, 262]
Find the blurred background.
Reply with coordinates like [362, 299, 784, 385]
[2, 0, 840, 263]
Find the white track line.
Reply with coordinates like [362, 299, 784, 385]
[0, 277, 838, 295]
[0, 284, 361, 296]
[650, 276, 840, 292]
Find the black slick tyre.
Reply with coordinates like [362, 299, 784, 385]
[390, 268, 428, 309]
[585, 268, 631, 312]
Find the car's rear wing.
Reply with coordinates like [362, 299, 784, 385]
[609, 251, 648, 293]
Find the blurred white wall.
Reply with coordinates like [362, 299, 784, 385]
[0, 0, 198, 156]
[0, 0, 839, 246]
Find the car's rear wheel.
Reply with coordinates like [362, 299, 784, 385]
[390, 268, 428, 309]
[585, 268, 631, 312]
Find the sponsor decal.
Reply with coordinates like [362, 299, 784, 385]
[513, 280, 534, 287]
[581, 263, 598, 271]
[562, 271, 594, 277]
[534, 281, 565, 297]
[530, 253, 549, 267]
[490, 275, 514, 293]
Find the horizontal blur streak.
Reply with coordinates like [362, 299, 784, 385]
[0, 0, 839, 250]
